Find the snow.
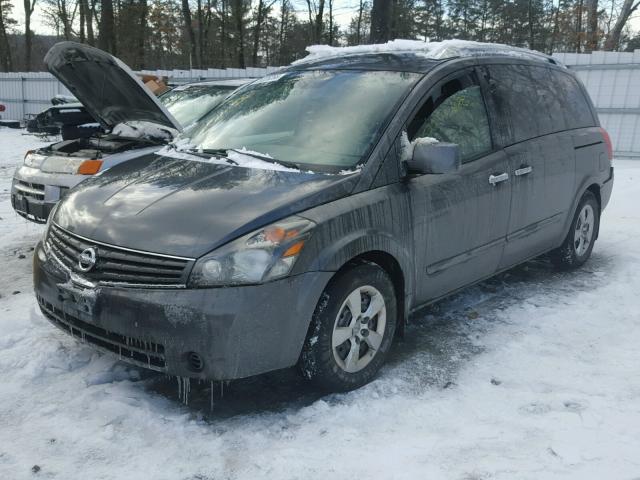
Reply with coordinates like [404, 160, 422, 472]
[295, 39, 560, 66]
[157, 143, 301, 173]
[112, 121, 177, 142]
[1, 125, 640, 478]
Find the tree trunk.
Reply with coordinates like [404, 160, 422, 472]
[585, 0, 598, 52]
[232, 0, 245, 68]
[528, 0, 534, 50]
[87, 0, 95, 44]
[137, 0, 148, 68]
[370, 0, 392, 43]
[197, 0, 204, 68]
[252, 0, 264, 66]
[314, 0, 325, 43]
[604, 0, 639, 51]
[356, 0, 363, 44]
[79, 0, 86, 42]
[23, 0, 36, 71]
[328, 0, 333, 46]
[575, 0, 584, 52]
[278, 0, 287, 63]
[0, 1, 13, 71]
[181, 0, 197, 68]
[99, 0, 116, 54]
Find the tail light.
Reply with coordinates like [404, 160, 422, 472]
[599, 127, 613, 161]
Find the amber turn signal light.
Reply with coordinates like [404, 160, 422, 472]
[77, 159, 103, 175]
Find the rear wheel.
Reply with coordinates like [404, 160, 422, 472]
[551, 190, 600, 270]
[300, 263, 397, 392]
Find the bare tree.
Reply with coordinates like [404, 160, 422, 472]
[604, 0, 640, 50]
[0, 0, 15, 70]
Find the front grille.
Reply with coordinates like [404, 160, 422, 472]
[38, 295, 166, 370]
[15, 180, 45, 200]
[46, 223, 193, 287]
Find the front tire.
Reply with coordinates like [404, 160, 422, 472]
[551, 190, 600, 270]
[300, 263, 397, 392]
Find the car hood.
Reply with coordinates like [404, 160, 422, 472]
[53, 154, 358, 258]
[44, 42, 181, 133]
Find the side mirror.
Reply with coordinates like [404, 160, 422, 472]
[405, 141, 461, 175]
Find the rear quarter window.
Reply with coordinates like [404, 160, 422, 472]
[547, 69, 596, 129]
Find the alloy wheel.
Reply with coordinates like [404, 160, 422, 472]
[331, 285, 387, 373]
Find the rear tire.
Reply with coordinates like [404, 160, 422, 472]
[550, 190, 600, 270]
[299, 263, 397, 392]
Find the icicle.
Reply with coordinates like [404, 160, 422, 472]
[210, 381, 214, 412]
[177, 376, 182, 400]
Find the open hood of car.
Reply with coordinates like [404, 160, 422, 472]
[44, 42, 182, 134]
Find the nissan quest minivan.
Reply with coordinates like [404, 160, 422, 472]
[34, 41, 614, 392]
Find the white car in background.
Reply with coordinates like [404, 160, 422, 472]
[11, 41, 250, 223]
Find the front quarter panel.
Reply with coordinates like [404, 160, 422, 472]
[293, 183, 415, 312]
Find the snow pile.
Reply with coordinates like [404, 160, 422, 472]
[112, 121, 177, 142]
[294, 39, 559, 66]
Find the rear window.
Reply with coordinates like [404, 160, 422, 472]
[484, 64, 595, 144]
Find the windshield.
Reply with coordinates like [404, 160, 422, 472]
[183, 70, 421, 170]
[160, 84, 238, 127]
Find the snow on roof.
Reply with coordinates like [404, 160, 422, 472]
[293, 39, 563, 67]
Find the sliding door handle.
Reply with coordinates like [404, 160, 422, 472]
[515, 165, 533, 176]
[489, 172, 509, 185]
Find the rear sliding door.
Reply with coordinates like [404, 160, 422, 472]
[480, 64, 576, 269]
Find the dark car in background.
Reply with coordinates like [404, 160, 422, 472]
[34, 41, 613, 392]
[26, 102, 96, 137]
[11, 42, 250, 223]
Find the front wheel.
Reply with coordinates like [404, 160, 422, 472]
[299, 263, 397, 392]
[550, 190, 600, 270]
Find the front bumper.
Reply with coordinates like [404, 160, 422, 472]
[33, 242, 332, 380]
[11, 165, 85, 223]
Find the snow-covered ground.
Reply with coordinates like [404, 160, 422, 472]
[1, 126, 639, 479]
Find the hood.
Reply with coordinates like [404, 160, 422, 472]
[53, 154, 357, 258]
[44, 42, 181, 133]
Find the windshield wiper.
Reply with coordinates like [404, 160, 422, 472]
[226, 148, 300, 170]
[186, 148, 239, 165]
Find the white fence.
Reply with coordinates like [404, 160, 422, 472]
[554, 50, 640, 158]
[1, 51, 639, 157]
[0, 66, 280, 121]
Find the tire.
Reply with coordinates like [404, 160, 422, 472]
[550, 190, 600, 270]
[299, 263, 397, 392]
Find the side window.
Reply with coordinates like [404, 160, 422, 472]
[548, 69, 596, 129]
[484, 64, 588, 143]
[408, 73, 492, 163]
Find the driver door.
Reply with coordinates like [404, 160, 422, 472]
[406, 69, 512, 304]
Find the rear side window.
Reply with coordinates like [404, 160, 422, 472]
[484, 64, 569, 143]
[408, 72, 492, 163]
[547, 69, 596, 129]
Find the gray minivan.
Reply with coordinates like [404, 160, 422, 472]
[33, 43, 614, 392]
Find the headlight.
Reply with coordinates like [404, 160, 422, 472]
[40, 155, 102, 174]
[24, 151, 47, 168]
[188, 216, 315, 287]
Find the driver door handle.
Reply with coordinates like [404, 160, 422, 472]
[515, 165, 533, 176]
[489, 172, 509, 185]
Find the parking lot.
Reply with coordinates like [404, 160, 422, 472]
[1, 127, 640, 479]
